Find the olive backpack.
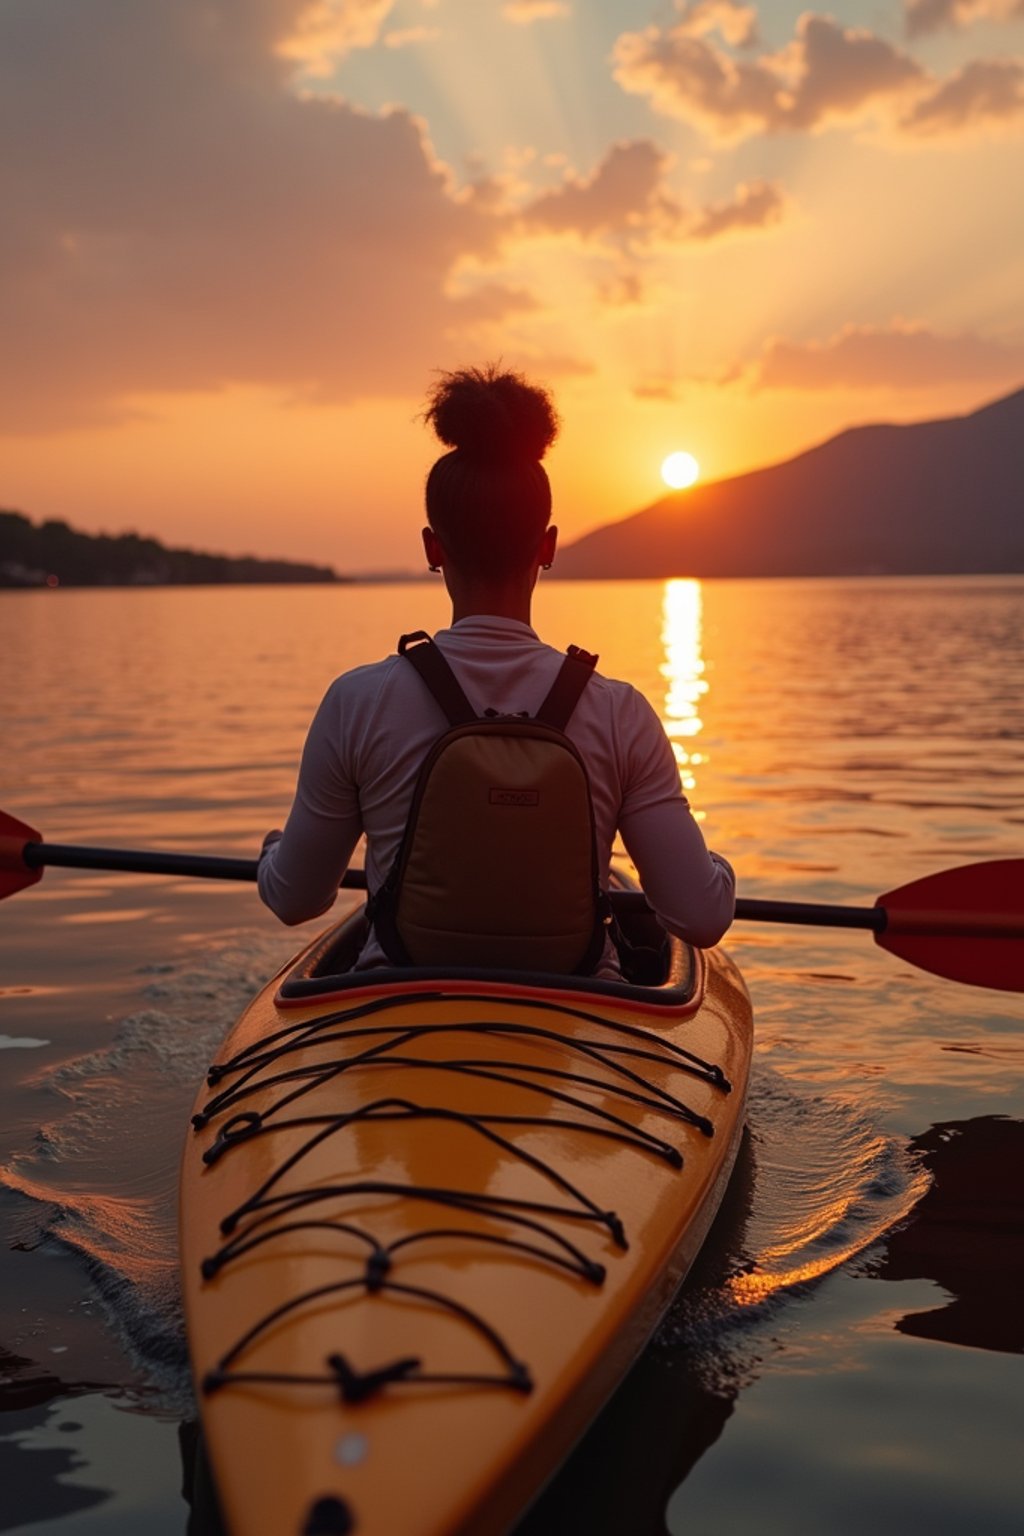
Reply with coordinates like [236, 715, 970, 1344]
[368, 630, 609, 973]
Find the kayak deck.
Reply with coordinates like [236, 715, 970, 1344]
[180, 906, 752, 1536]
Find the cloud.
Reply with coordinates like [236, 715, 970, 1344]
[901, 57, 1024, 131]
[905, 0, 1024, 37]
[513, 149, 786, 313]
[689, 179, 786, 239]
[673, 0, 760, 49]
[612, 27, 784, 142]
[0, 0, 505, 433]
[520, 140, 684, 241]
[502, 1, 570, 23]
[612, 9, 1024, 142]
[277, 0, 397, 78]
[612, 13, 925, 141]
[744, 320, 1024, 390]
[777, 15, 927, 130]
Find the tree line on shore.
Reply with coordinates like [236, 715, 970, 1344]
[0, 510, 342, 587]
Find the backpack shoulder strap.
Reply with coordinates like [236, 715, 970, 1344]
[534, 644, 598, 731]
[398, 631, 478, 727]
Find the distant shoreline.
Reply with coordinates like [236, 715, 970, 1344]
[3, 571, 1020, 593]
[0, 577, 347, 590]
[0, 509, 344, 588]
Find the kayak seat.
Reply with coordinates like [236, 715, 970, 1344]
[278, 901, 699, 1011]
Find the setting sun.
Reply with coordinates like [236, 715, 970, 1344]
[661, 452, 700, 490]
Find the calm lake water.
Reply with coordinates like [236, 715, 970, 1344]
[1, 577, 1022, 1535]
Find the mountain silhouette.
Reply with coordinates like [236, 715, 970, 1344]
[557, 386, 1024, 578]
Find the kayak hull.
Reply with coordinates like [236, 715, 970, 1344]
[180, 908, 753, 1536]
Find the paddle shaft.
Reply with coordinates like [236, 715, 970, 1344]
[17, 840, 354, 888]
[6, 803, 1020, 988]
[612, 892, 1017, 937]
[19, 839, 889, 932]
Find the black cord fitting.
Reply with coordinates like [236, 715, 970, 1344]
[365, 1251, 391, 1292]
[204, 1110, 263, 1164]
[509, 1361, 534, 1393]
[606, 1212, 628, 1249]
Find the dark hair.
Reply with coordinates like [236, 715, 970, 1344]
[424, 364, 559, 577]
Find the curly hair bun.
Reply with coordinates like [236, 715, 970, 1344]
[426, 364, 559, 462]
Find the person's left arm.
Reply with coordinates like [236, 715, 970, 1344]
[614, 687, 736, 949]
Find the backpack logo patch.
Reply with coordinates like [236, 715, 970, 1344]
[489, 788, 540, 807]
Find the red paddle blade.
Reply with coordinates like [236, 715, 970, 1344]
[0, 809, 43, 901]
[876, 859, 1024, 993]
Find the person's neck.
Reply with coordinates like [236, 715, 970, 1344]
[448, 578, 536, 626]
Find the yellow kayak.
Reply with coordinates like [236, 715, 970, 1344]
[180, 897, 753, 1536]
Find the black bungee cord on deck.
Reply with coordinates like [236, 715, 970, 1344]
[195, 990, 731, 1407]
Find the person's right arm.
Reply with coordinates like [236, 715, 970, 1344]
[616, 690, 735, 949]
[257, 682, 362, 926]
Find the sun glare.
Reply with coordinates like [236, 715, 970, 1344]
[661, 451, 700, 490]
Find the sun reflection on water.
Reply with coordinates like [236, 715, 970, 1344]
[660, 579, 708, 809]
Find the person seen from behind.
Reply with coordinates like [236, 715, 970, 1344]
[258, 365, 735, 974]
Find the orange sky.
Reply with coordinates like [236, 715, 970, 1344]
[2, 1, 1023, 573]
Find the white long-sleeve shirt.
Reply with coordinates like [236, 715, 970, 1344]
[258, 615, 735, 961]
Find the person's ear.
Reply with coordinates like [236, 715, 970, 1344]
[539, 525, 558, 570]
[422, 526, 444, 573]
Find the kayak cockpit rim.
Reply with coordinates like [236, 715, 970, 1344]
[276, 906, 707, 1016]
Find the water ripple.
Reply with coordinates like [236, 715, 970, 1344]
[0, 932, 299, 1412]
[656, 1063, 931, 1395]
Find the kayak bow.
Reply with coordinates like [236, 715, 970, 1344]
[180, 895, 753, 1536]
